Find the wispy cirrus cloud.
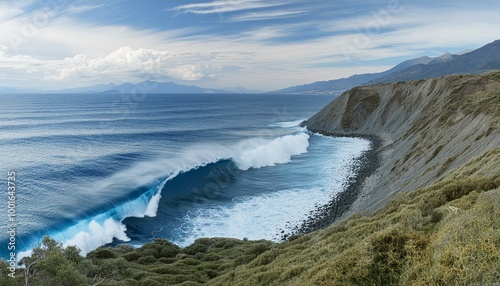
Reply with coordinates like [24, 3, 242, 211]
[63, 4, 104, 15]
[172, 0, 286, 15]
[0, 4, 24, 21]
[226, 9, 306, 22]
[1, 0, 500, 91]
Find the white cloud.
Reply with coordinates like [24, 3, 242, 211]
[0, 53, 45, 70]
[173, 0, 285, 15]
[324, 8, 500, 61]
[47, 46, 217, 82]
[51, 46, 170, 79]
[227, 9, 306, 22]
[0, 4, 24, 21]
[1, 1, 500, 90]
[63, 4, 104, 15]
[169, 64, 218, 81]
[0, 50, 62, 85]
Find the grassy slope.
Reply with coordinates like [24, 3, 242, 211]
[3, 73, 499, 285]
[205, 149, 499, 286]
[9, 147, 492, 286]
[305, 71, 500, 214]
[109, 73, 499, 286]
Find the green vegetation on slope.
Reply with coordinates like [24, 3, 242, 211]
[3, 72, 499, 285]
[208, 149, 500, 286]
[2, 149, 498, 286]
[341, 87, 381, 130]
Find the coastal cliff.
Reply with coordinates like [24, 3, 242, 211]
[4, 72, 499, 286]
[305, 71, 500, 213]
[202, 72, 499, 286]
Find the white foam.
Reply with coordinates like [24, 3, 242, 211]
[233, 133, 309, 170]
[269, 119, 305, 128]
[172, 136, 370, 247]
[91, 132, 310, 194]
[145, 189, 163, 217]
[48, 180, 166, 255]
[175, 187, 332, 246]
[26, 132, 311, 256]
[62, 219, 129, 255]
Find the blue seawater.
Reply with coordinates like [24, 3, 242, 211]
[0, 93, 369, 258]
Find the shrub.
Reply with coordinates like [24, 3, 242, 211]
[184, 238, 210, 255]
[137, 255, 157, 265]
[87, 248, 117, 260]
[158, 257, 177, 264]
[160, 245, 181, 258]
[114, 244, 135, 254]
[247, 243, 271, 256]
[368, 228, 411, 285]
[251, 249, 280, 266]
[139, 278, 163, 286]
[123, 252, 142, 262]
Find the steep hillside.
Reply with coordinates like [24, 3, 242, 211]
[274, 39, 500, 95]
[6, 151, 497, 285]
[272, 73, 381, 95]
[4, 72, 499, 286]
[207, 150, 499, 286]
[203, 72, 500, 286]
[367, 40, 500, 84]
[305, 71, 500, 213]
[272, 56, 434, 95]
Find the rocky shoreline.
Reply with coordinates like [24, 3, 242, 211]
[282, 130, 383, 239]
[281, 72, 500, 240]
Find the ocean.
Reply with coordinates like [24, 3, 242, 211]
[0, 93, 370, 258]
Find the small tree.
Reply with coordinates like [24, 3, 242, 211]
[18, 236, 128, 285]
[0, 259, 23, 285]
[19, 236, 60, 286]
[19, 236, 86, 286]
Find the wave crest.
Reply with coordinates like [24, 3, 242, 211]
[21, 132, 310, 257]
[234, 133, 309, 170]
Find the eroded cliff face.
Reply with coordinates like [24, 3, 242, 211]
[305, 71, 500, 213]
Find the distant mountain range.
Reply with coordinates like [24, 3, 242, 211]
[2, 39, 499, 95]
[0, 86, 21, 93]
[274, 39, 500, 95]
[102, 81, 217, 94]
[101, 82, 262, 94]
[0, 81, 260, 94]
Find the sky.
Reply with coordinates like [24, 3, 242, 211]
[0, 0, 500, 91]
